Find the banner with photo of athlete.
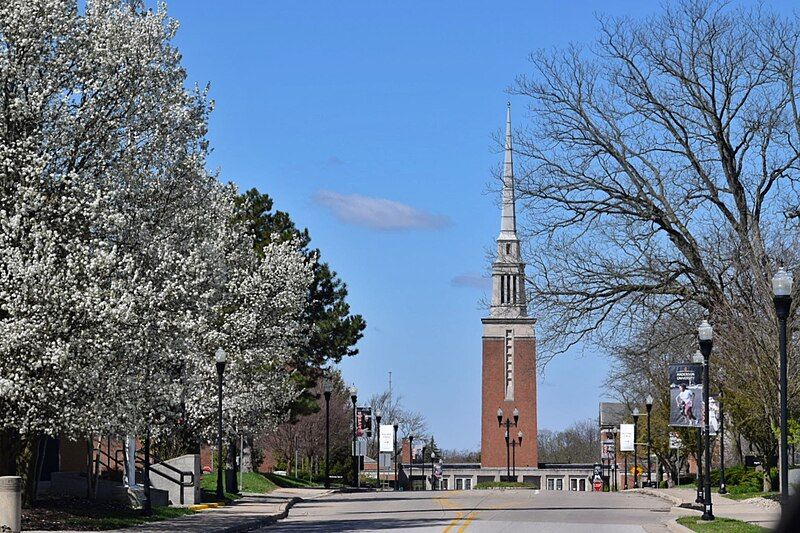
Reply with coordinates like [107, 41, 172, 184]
[669, 363, 703, 427]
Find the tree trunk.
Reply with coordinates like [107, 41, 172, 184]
[17, 434, 41, 508]
[0, 427, 19, 477]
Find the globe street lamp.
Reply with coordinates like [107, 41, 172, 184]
[497, 407, 519, 481]
[323, 374, 333, 489]
[773, 266, 793, 504]
[215, 348, 227, 501]
[632, 408, 640, 489]
[392, 422, 399, 491]
[718, 389, 727, 495]
[350, 386, 358, 487]
[375, 411, 382, 490]
[698, 319, 714, 521]
[692, 350, 705, 505]
[646, 395, 654, 487]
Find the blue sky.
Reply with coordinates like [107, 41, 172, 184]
[164, 0, 794, 450]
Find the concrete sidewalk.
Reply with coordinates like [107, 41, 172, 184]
[635, 487, 780, 529]
[27, 488, 332, 533]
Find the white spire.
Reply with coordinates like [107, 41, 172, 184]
[488, 103, 527, 319]
[499, 102, 517, 240]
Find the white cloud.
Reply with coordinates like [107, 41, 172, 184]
[313, 190, 450, 231]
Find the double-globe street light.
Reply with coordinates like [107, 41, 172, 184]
[773, 267, 793, 504]
[323, 374, 333, 489]
[215, 348, 227, 501]
[497, 407, 519, 481]
[350, 386, 358, 487]
[698, 319, 715, 521]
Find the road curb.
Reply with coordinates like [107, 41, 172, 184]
[666, 517, 694, 533]
[631, 488, 686, 507]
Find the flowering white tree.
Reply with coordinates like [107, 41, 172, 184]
[0, 0, 312, 502]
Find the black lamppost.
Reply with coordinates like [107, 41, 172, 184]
[408, 435, 415, 490]
[350, 386, 358, 487]
[646, 395, 654, 487]
[632, 408, 640, 489]
[624, 451, 628, 490]
[612, 427, 619, 491]
[392, 422, 399, 491]
[375, 411, 382, 490]
[510, 431, 523, 478]
[323, 374, 333, 489]
[430, 452, 436, 491]
[718, 390, 727, 495]
[142, 425, 152, 515]
[692, 350, 704, 505]
[215, 348, 227, 501]
[773, 267, 793, 504]
[421, 445, 427, 491]
[698, 319, 715, 521]
[497, 407, 519, 481]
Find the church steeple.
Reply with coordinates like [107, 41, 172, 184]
[490, 103, 527, 319]
[500, 102, 517, 240]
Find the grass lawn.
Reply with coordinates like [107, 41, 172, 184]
[200, 471, 278, 500]
[263, 472, 319, 488]
[677, 516, 768, 532]
[22, 499, 195, 531]
[721, 491, 779, 501]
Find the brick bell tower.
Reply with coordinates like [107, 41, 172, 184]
[481, 104, 538, 469]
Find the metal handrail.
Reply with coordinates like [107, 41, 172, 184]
[135, 450, 195, 488]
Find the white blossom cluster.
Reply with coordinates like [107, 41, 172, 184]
[0, 0, 312, 444]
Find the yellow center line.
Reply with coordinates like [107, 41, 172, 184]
[442, 511, 464, 533]
[456, 511, 476, 532]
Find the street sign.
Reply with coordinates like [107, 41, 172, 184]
[379, 424, 394, 452]
[620, 424, 635, 451]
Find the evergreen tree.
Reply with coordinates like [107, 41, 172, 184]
[235, 188, 366, 415]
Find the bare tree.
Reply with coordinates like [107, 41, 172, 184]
[538, 419, 600, 463]
[512, 0, 800, 467]
[258, 369, 352, 475]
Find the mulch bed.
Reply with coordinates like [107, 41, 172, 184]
[22, 497, 145, 531]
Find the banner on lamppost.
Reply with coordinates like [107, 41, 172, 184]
[412, 443, 423, 460]
[708, 396, 720, 436]
[620, 424, 635, 452]
[668, 363, 703, 427]
[356, 407, 372, 437]
[379, 424, 395, 453]
[601, 439, 615, 460]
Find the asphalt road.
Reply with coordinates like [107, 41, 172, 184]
[258, 489, 686, 532]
